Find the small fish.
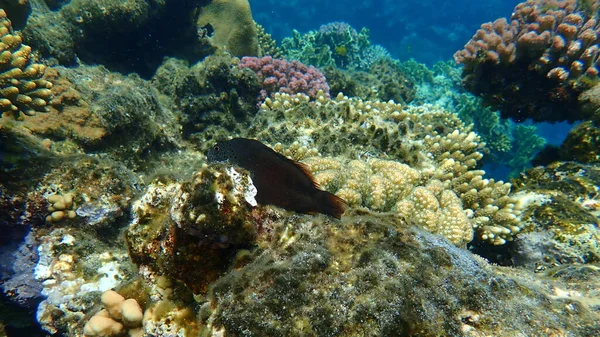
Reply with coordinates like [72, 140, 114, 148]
[207, 138, 347, 219]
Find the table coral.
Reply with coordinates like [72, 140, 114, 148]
[455, 0, 600, 122]
[0, 9, 52, 119]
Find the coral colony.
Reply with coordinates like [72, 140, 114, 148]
[0, 0, 599, 336]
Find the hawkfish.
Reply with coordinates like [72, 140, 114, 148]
[207, 138, 347, 219]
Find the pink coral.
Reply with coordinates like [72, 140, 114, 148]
[239, 56, 330, 103]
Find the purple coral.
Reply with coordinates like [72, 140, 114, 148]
[239, 56, 330, 104]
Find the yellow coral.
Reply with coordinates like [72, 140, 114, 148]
[195, 0, 259, 57]
[259, 94, 521, 245]
[0, 9, 52, 118]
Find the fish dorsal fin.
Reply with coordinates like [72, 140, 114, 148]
[267, 144, 321, 189]
[292, 160, 321, 189]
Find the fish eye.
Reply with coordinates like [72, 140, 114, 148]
[213, 144, 219, 152]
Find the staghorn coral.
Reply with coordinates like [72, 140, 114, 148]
[246, 93, 521, 245]
[0, 9, 52, 119]
[454, 0, 600, 122]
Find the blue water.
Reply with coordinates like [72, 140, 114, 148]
[252, 0, 520, 65]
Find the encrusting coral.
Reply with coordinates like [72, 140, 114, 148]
[245, 92, 521, 245]
[0, 9, 52, 118]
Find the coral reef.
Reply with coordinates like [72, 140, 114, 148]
[1, 64, 181, 170]
[401, 59, 546, 178]
[195, 0, 259, 57]
[455, 0, 600, 122]
[34, 227, 136, 335]
[323, 58, 416, 105]
[151, 53, 261, 145]
[0, 9, 52, 119]
[246, 93, 520, 245]
[18, 0, 220, 76]
[0, 152, 142, 335]
[3, 3, 600, 336]
[238, 56, 330, 104]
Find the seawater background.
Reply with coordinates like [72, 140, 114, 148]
[251, 0, 575, 179]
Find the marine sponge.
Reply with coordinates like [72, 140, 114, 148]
[248, 93, 521, 245]
[0, 9, 52, 118]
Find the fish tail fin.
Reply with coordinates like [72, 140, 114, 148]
[318, 190, 347, 219]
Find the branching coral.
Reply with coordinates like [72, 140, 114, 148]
[401, 59, 546, 178]
[238, 56, 330, 104]
[280, 22, 383, 71]
[246, 93, 521, 245]
[0, 9, 52, 118]
[454, 0, 600, 122]
[255, 22, 282, 58]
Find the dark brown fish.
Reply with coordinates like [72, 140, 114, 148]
[207, 138, 346, 218]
